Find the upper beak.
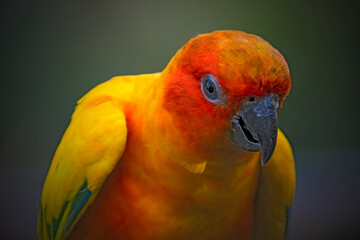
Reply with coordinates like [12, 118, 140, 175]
[231, 95, 279, 165]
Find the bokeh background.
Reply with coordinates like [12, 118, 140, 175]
[1, 0, 359, 239]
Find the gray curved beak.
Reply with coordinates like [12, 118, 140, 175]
[231, 95, 279, 166]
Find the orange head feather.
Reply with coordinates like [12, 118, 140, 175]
[162, 30, 291, 152]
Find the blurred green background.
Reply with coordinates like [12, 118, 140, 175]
[1, 0, 359, 239]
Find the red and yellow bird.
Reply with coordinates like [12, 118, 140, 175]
[38, 30, 295, 240]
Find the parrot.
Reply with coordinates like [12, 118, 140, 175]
[37, 30, 295, 240]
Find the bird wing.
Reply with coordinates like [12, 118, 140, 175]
[253, 129, 295, 240]
[37, 93, 127, 240]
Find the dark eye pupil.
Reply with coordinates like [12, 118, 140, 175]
[206, 80, 215, 94]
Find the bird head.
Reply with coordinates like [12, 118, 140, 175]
[162, 30, 291, 165]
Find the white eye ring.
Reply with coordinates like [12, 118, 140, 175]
[200, 74, 226, 106]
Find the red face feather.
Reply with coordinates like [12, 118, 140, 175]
[162, 31, 291, 150]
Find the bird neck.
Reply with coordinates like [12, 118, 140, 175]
[145, 77, 261, 180]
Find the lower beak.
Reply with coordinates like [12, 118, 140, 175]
[231, 95, 279, 165]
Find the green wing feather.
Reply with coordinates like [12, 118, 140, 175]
[37, 93, 127, 240]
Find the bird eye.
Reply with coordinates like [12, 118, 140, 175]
[204, 79, 217, 99]
[201, 74, 220, 101]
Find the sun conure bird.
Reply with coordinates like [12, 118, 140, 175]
[37, 30, 295, 240]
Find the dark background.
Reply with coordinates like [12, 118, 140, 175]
[1, 0, 359, 239]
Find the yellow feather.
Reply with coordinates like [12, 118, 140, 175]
[37, 73, 145, 239]
[253, 129, 295, 239]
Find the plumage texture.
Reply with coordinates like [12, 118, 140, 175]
[38, 30, 295, 240]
